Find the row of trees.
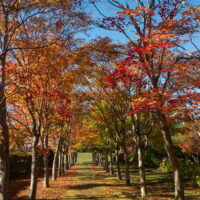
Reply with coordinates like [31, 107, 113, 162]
[0, 0, 199, 200]
[73, 1, 200, 200]
[0, 0, 91, 199]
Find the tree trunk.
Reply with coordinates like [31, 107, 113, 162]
[0, 51, 9, 200]
[100, 153, 103, 167]
[43, 133, 49, 188]
[64, 153, 67, 171]
[124, 148, 131, 186]
[65, 152, 69, 170]
[57, 149, 62, 176]
[104, 152, 109, 172]
[96, 153, 100, 165]
[92, 152, 95, 163]
[159, 113, 184, 200]
[137, 137, 147, 198]
[69, 153, 73, 166]
[0, 93, 9, 200]
[109, 152, 114, 175]
[61, 150, 65, 174]
[115, 148, 122, 180]
[71, 153, 74, 165]
[52, 138, 61, 181]
[73, 152, 77, 164]
[98, 153, 101, 166]
[93, 152, 98, 165]
[68, 154, 71, 168]
[29, 136, 39, 200]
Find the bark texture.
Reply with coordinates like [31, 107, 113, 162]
[0, 57, 9, 200]
[124, 149, 131, 186]
[137, 138, 147, 198]
[109, 152, 114, 175]
[29, 136, 39, 200]
[115, 148, 122, 180]
[52, 138, 61, 181]
[159, 113, 184, 200]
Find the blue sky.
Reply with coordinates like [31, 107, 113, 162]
[80, 0, 200, 51]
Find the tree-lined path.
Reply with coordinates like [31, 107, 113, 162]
[64, 153, 134, 200]
[9, 152, 200, 199]
[1, 1, 200, 200]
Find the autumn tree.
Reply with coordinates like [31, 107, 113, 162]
[89, 1, 200, 199]
[178, 120, 200, 164]
[0, 0, 88, 199]
[0, 0, 91, 199]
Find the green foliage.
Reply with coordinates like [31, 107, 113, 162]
[159, 157, 172, 173]
[144, 146, 167, 168]
[9, 151, 54, 178]
[181, 159, 200, 186]
[159, 157, 200, 186]
[10, 154, 32, 178]
[195, 176, 200, 187]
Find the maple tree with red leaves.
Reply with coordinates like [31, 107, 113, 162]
[101, 1, 200, 199]
[0, 1, 199, 200]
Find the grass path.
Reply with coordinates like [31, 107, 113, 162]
[63, 153, 135, 200]
[63, 153, 200, 200]
[9, 152, 200, 199]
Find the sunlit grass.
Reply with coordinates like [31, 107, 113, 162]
[77, 152, 92, 163]
[73, 153, 200, 199]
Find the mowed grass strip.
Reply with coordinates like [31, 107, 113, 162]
[64, 153, 200, 200]
[77, 152, 92, 163]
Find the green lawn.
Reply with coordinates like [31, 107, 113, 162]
[77, 152, 92, 163]
[74, 153, 200, 199]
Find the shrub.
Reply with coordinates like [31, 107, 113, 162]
[10, 153, 32, 178]
[195, 176, 200, 187]
[144, 146, 167, 168]
[159, 157, 200, 186]
[9, 152, 47, 178]
[159, 157, 172, 172]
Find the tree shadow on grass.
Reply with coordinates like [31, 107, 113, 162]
[9, 178, 30, 200]
[9, 169, 77, 200]
[69, 183, 124, 190]
[186, 195, 200, 200]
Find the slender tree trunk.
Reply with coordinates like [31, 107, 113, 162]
[0, 90, 9, 200]
[159, 113, 184, 200]
[99, 153, 101, 166]
[29, 136, 39, 200]
[71, 153, 74, 165]
[98, 153, 101, 166]
[0, 56, 9, 200]
[72, 153, 75, 165]
[68, 154, 71, 168]
[52, 138, 61, 181]
[65, 151, 69, 170]
[64, 153, 67, 171]
[137, 137, 147, 198]
[109, 152, 114, 175]
[69, 153, 73, 166]
[96, 153, 99, 165]
[69, 153, 74, 167]
[95, 153, 99, 165]
[95, 152, 98, 164]
[61, 149, 65, 174]
[73, 152, 77, 164]
[92, 152, 95, 163]
[104, 152, 109, 172]
[43, 133, 49, 188]
[57, 149, 62, 176]
[115, 148, 122, 180]
[100, 153, 103, 167]
[124, 148, 131, 186]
